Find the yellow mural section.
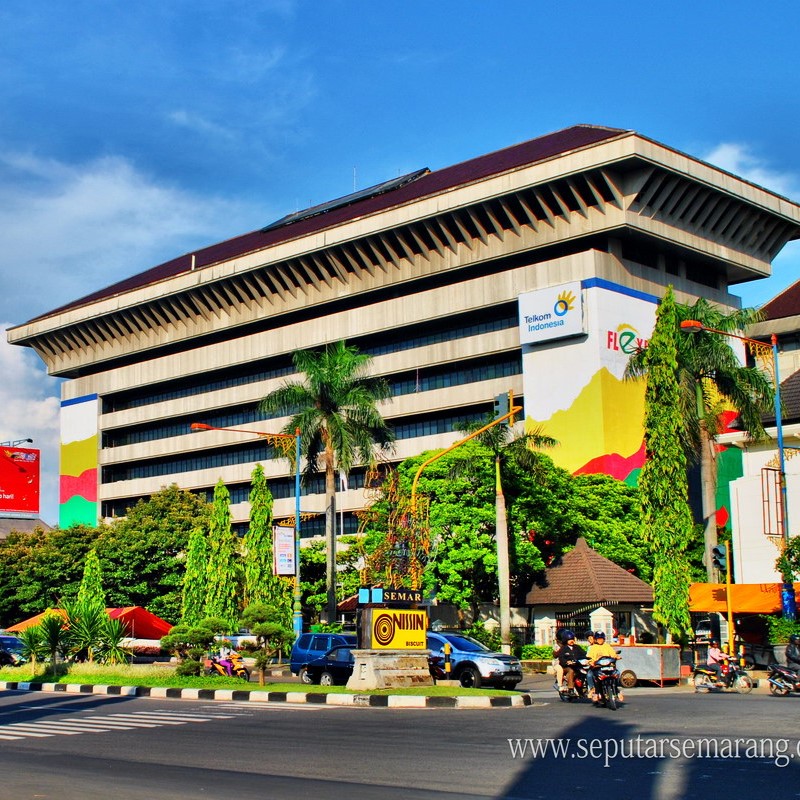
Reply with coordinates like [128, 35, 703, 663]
[527, 367, 646, 474]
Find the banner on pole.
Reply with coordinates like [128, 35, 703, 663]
[273, 526, 296, 576]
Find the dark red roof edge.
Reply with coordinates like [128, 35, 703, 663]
[26, 124, 628, 324]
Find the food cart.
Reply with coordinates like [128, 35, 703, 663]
[615, 644, 681, 687]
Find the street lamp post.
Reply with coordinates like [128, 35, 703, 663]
[679, 321, 793, 616]
[190, 422, 304, 638]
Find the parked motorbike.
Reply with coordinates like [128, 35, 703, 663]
[693, 656, 753, 693]
[205, 651, 250, 681]
[766, 663, 800, 697]
[591, 656, 622, 710]
[556, 658, 590, 702]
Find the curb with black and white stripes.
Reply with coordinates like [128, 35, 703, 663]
[0, 680, 533, 709]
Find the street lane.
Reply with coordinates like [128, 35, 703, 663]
[1, 688, 799, 798]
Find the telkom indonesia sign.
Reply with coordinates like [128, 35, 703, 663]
[0, 447, 40, 516]
[518, 281, 586, 345]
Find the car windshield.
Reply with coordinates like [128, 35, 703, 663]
[441, 634, 490, 653]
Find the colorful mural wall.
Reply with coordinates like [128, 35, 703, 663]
[59, 394, 99, 527]
[521, 278, 658, 485]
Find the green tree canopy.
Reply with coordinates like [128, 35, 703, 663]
[260, 340, 394, 622]
[637, 286, 694, 638]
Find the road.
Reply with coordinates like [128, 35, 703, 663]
[1, 684, 799, 799]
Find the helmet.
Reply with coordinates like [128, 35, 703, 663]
[594, 631, 606, 640]
[789, 634, 800, 645]
[558, 629, 576, 644]
[709, 639, 718, 646]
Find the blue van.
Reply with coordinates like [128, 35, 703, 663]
[290, 632, 357, 683]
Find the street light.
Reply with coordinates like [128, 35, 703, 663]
[679, 320, 793, 615]
[190, 422, 304, 638]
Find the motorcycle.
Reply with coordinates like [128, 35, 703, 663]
[556, 658, 590, 702]
[766, 663, 800, 697]
[591, 656, 622, 710]
[692, 656, 753, 693]
[205, 651, 250, 681]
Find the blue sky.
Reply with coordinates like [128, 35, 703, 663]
[2, 0, 800, 524]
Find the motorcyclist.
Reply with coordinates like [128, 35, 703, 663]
[586, 631, 622, 702]
[557, 633, 586, 693]
[705, 639, 727, 682]
[785, 634, 800, 675]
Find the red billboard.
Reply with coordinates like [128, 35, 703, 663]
[0, 447, 40, 516]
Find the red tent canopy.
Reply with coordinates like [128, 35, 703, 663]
[5, 606, 173, 639]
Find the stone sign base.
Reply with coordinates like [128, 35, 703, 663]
[346, 649, 434, 691]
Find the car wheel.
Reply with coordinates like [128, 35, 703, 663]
[458, 667, 481, 689]
[619, 670, 637, 689]
[299, 667, 313, 685]
[742, 655, 756, 670]
[319, 671, 335, 686]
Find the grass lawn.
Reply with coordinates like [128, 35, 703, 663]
[0, 663, 522, 697]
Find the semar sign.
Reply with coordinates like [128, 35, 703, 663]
[0, 447, 40, 516]
[369, 609, 427, 650]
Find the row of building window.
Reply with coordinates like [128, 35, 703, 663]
[101, 304, 518, 413]
[101, 407, 495, 484]
[102, 353, 521, 448]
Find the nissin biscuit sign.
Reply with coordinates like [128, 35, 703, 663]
[518, 282, 585, 345]
[370, 610, 427, 649]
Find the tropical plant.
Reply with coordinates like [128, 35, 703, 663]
[181, 527, 209, 626]
[204, 479, 238, 626]
[17, 624, 46, 673]
[38, 612, 70, 673]
[96, 616, 132, 665]
[260, 340, 394, 622]
[77, 548, 107, 609]
[637, 287, 695, 639]
[626, 297, 773, 580]
[243, 464, 291, 624]
[62, 598, 107, 663]
[453, 415, 556, 652]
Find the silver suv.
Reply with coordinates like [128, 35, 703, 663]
[426, 632, 523, 689]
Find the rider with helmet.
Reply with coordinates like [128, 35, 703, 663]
[786, 634, 800, 675]
[706, 639, 727, 681]
[586, 631, 621, 701]
[557, 631, 586, 693]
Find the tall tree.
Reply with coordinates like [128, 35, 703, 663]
[637, 286, 694, 638]
[454, 416, 556, 652]
[181, 527, 208, 625]
[260, 340, 394, 622]
[626, 297, 772, 580]
[204, 479, 238, 626]
[77, 548, 106, 609]
[242, 464, 291, 624]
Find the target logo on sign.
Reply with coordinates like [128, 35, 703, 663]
[373, 613, 396, 646]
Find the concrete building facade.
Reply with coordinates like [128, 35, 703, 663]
[8, 125, 800, 537]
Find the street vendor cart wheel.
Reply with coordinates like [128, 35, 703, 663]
[619, 670, 637, 689]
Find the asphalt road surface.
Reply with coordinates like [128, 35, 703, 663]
[1, 684, 800, 799]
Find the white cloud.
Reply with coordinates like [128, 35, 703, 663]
[0, 149, 265, 324]
[0, 326, 61, 525]
[0, 148, 268, 525]
[702, 143, 800, 198]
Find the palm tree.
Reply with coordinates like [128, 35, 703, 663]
[626, 296, 774, 581]
[454, 416, 556, 653]
[260, 340, 394, 622]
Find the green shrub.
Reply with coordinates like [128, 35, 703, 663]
[762, 615, 800, 643]
[520, 645, 554, 660]
[175, 658, 202, 677]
